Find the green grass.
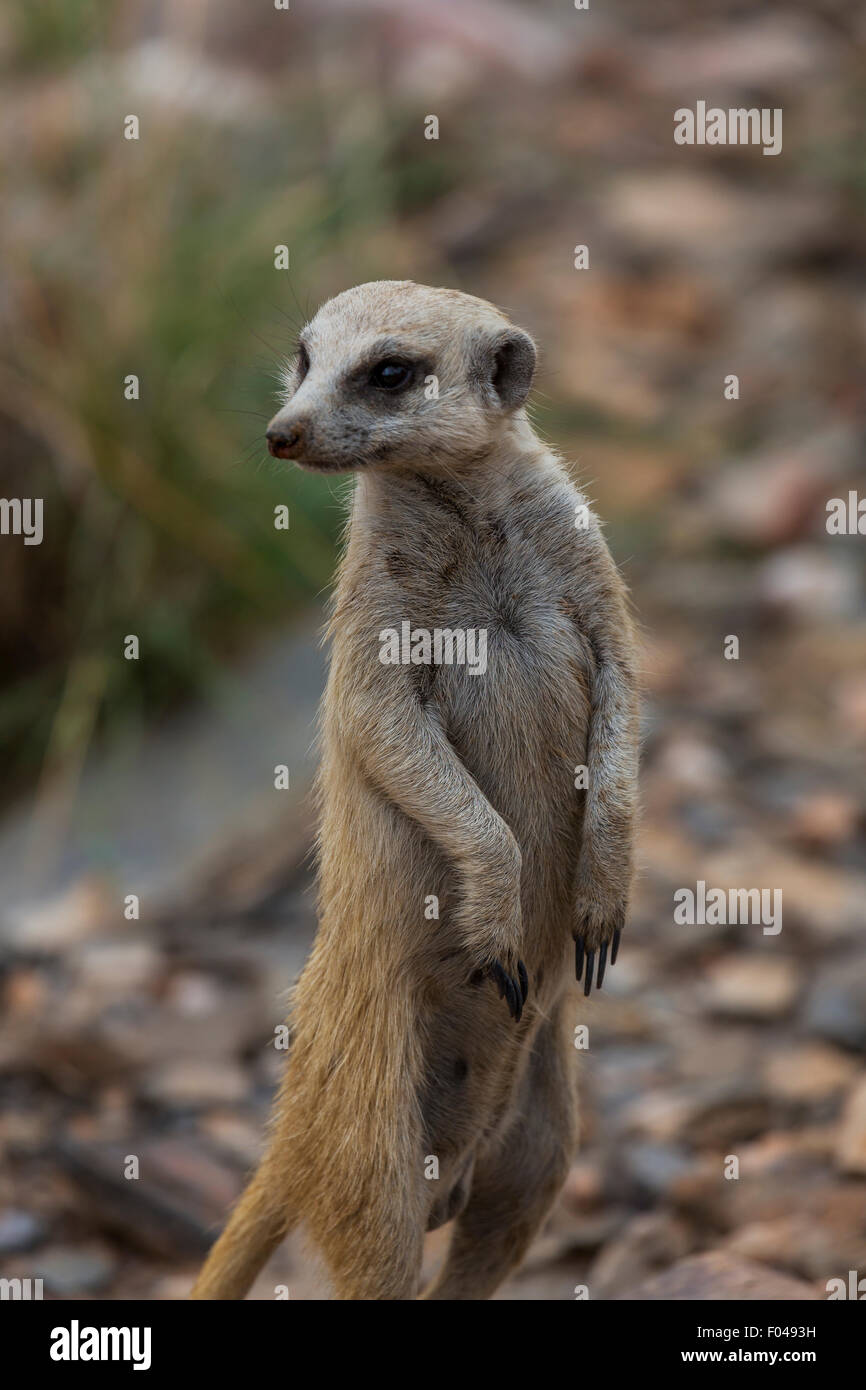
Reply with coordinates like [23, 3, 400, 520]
[0, 7, 466, 796]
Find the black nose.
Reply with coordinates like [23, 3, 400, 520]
[266, 423, 304, 458]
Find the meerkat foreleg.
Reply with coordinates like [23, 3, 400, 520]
[347, 665, 530, 1016]
[568, 528, 639, 996]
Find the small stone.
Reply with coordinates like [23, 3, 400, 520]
[619, 1089, 695, 1143]
[744, 855, 866, 944]
[560, 1157, 605, 1210]
[553, 1204, 629, 1253]
[605, 173, 831, 275]
[724, 1217, 804, 1264]
[141, 1059, 248, 1108]
[6, 880, 112, 953]
[763, 1042, 857, 1102]
[759, 548, 860, 622]
[738, 1128, 837, 1170]
[2, 968, 49, 1019]
[670, 1025, 756, 1085]
[704, 436, 851, 546]
[836, 1079, 866, 1176]
[624, 1143, 694, 1198]
[787, 791, 860, 849]
[95, 985, 269, 1069]
[724, 1215, 848, 1283]
[643, 14, 835, 90]
[588, 1212, 692, 1299]
[0, 1209, 46, 1254]
[0, 1109, 51, 1152]
[678, 799, 739, 847]
[668, 1156, 732, 1221]
[836, 675, 866, 739]
[724, 1176, 866, 1282]
[36, 1245, 116, 1295]
[806, 958, 866, 1051]
[703, 953, 801, 1021]
[165, 971, 224, 1015]
[73, 940, 161, 992]
[617, 1252, 819, 1301]
[679, 1082, 774, 1148]
[653, 734, 730, 793]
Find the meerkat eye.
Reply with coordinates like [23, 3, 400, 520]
[370, 359, 413, 391]
[296, 342, 310, 381]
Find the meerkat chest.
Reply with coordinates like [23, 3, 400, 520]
[376, 517, 592, 715]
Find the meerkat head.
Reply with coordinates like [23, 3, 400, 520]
[265, 280, 537, 474]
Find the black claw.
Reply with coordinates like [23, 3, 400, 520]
[611, 928, 621, 965]
[488, 961, 527, 1022]
[597, 940, 608, 990]
[517, 959, 529, 1004]
[583, 949, 595, 997]
[575, 936, 585, 981]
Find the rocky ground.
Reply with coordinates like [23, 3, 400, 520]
[1, 0, 865, 1299]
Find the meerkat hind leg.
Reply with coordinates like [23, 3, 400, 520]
[422, 1005, 577, 1301]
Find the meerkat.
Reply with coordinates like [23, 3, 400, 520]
[191, 280, 639, 1301]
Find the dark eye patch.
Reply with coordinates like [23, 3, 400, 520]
[296, 342, 310, 381]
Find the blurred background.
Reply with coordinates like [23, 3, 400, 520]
[1, 0, 865, 1300]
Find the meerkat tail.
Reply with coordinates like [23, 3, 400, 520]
[190, 1160, 297, 1300]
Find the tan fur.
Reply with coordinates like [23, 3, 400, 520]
[191, 281, 639, 1301]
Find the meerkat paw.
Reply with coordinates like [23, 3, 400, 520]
[572, 900, 626, 997]
[487, 957, 529, 1022]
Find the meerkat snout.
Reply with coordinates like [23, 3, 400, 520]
[264, 279, 538, 475]
[266, 421, 304, 459]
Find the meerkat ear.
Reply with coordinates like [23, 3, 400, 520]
[487, 328, 537, 411]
